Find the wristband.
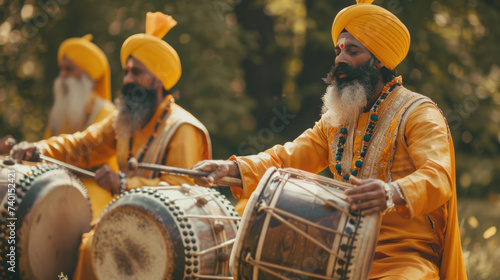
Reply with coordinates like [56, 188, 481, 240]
[391, 182, 405, 200]
[118, 171, 127, 195]
[382, 182, 395, 215]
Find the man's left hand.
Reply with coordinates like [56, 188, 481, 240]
[344, 177, 388, 215]
[95, 165, 120, 195]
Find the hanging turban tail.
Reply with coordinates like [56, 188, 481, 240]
[58, 34, 111, 100]
[332, 0, 410, 70]
[120, 12, 181, 90]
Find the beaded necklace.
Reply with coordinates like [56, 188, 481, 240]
[127, 103, 171, 163]
[334, 77, 402, 181]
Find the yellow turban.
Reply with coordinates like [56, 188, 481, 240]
[58, 34, 111, 100]
[120, 12, 181, 90]
[331, 0, 410, 70]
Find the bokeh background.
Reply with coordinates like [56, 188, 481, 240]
[0, 0, 499, 278]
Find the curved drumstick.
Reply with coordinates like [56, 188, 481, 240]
[127, 158, 242, 187]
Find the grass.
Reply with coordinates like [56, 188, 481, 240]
[458, 198, 500, 280]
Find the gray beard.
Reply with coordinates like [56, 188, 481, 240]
[321, 81, 369, 128]
[48, 76, 94, 136]
[114, 96, 156, 139]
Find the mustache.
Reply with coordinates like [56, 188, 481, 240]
[121, 83, 155, 103]
[331, 64, 365, 81]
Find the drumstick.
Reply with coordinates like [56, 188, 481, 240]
[39, 154, 95, 177]
[127, 158, 242, 187]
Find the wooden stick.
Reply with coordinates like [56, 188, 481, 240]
[128, 158, 242, 187]
[39, 154, 95, 177]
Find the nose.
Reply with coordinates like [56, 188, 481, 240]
[123, 70, 134, 85]
[335, 50, 348, 66]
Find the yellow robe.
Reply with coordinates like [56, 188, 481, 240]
[44, 93, 118, 221]
[230, 84, 466, 279]
[38, 95, 211, 280]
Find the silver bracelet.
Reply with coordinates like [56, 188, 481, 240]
[118, 171, 127, 195]
[391, 182, 405, 200]
[382, 183, 395, 215]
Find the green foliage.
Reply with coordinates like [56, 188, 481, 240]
[1, 0, 499, 197]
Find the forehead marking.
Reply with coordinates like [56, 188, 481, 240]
[338, 37, 346, 49]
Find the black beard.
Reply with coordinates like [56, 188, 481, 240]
[325, 60, 380, 98]
[115, 83, 157, 137]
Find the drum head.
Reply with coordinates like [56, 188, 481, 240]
[1, 164, 91, 280]
[93, 186, 239, 280]
[92, 204, 174, 280]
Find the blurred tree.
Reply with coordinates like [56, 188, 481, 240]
[0, 0, 257, 159]
[1, 0, 499, 198]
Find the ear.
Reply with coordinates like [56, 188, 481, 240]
[374, 58, 385, 71]
[154, 78, 164, 90]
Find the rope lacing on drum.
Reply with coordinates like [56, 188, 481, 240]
[257, 201, 350, 261]
[191, 273, 234, 280]
[194, 239, 236, 257]
[244, 252, 342, 280]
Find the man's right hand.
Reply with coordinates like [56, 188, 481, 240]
[191, 160, 241, 187]
[0, 135, 16, 155]
[10, 141, 41, 163]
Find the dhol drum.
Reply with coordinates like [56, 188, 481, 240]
[0, 156, 92, 280]
[91, 184, 240, 280]
[230, 167, 382, 280]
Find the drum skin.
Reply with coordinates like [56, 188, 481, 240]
[231, 168, 382, 280]
[92, 185, 239, 280]
[0, 161, 92, 280]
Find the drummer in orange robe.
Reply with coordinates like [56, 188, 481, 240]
[1, 35, 117, 220]
[193, 1, 467, 279]
[11, 12, 211, 280]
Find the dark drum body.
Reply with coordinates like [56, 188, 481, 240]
[91, 184, 239, 280]
[0, 157, 92, 280]
[230, 168, 382, 280]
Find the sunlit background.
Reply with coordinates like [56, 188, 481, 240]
[1, 0, 499, 278]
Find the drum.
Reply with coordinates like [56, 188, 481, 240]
[91, 184, 239, 280]
[230, 167, 382, 280]
[0, 157, 92, 280]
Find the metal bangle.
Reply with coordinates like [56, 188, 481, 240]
[391, 182, 405, 200]
[118, 171, 127, 195]
[382, 182, 395, 215]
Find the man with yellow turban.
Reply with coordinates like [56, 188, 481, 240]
[12, 12, 211, 279]
[46, 34, 115, 138]
[0, 35, 118, 218]
[193, 1, 466, 279]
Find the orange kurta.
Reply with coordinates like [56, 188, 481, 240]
[44, 93, 117, 220]
[230, 84, 466, 279]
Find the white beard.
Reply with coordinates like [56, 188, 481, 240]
[321, 81, 369, 128]
[48, 75, 94, 136]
